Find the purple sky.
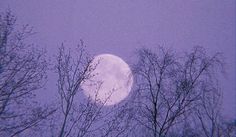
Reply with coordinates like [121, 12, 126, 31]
[1, 0, 235, 118]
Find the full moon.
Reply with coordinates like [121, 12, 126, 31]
[81, 54, 133, 106]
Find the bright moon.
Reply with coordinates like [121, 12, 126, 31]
[81, 54, 133, 106]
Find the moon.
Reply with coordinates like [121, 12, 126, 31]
[81, 54, 133, 106]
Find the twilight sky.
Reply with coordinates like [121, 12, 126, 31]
[0, 0, 235, 118]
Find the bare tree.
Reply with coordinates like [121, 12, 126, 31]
[53, 41, 137, 137]
[182, 47, 226, 137]
[172, 47, 226, 137]
[132, 47, 179, 137]
[132, 46, 225, 137]
[54, 41, 111, 137]
[0, 10, 54, 136]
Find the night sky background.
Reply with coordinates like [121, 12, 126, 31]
[1, 0, 235, 119]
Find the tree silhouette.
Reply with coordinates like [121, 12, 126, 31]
[0, 10, 54, 137]
[53, 41, 109, 137]
[131, 46, 226, 137]
[50, 41, 135, 137]
[0, 10, 235, 137]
